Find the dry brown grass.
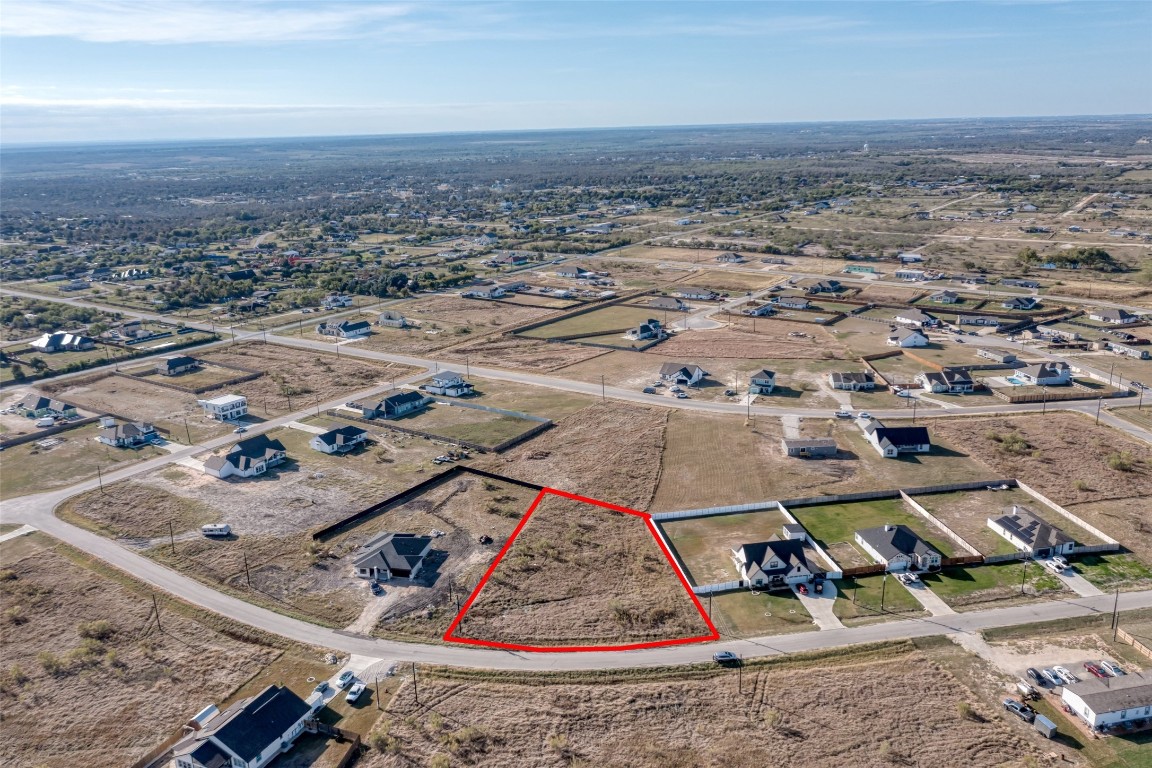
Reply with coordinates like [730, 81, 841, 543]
[450, 494, 708, 647]
[361, 645, 1040, 768]
[480, 402, 667, 510]
[441, 334, 609, 372]
[0, 537, 276, 768]
[658, 319, 848, 360]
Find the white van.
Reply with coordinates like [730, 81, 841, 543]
[35, 417, 56, 427]
[201, 524, 232, 537]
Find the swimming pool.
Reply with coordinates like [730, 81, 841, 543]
[1005, 376, 1026, 386]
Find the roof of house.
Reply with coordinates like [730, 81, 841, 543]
[430, 371, 466, 386]
[650, 296, 685, 308]
[781, 438, 837, 450]
[16, 393, 74, 412]
[379, 310, 405, 320]
[659, 363, 708, 378]
[751, 369, 775, 381]
[313, 425, 368, 448]
[353, 532, 433, 572]
[212, 434, 286, 472]
[737, 538, 823, 577]
[855, 524, 940, 562]
[1064, 671, 1152, 714]
[993, 505, 1072, 549]
[202, 394, 246, 407]
[188, 740, 231, 768]
[932, 290, 959, 299]
[100, 421, 154, 441]
[383, 391, 428, 409]
[895, 309, 935, 322]
[321, 319, 371, 333]
[1021, 362, 1069, 380]
[889, 327, 927, 342]
[207, 685, 311, 763]
[162, 355, 197, 369]
[919, 368, 973, 387]
[830, 371, 874, 385]
[865, 424, 931, 449]
[1091, 309, 1133, 321]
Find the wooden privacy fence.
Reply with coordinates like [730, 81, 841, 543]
[840, 564, 888, 578]
[1117, 628, 1152, 663]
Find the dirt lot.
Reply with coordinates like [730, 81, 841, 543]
[659, 318, 849, 361]
[449, 493, 710, 647]
[440, 334, 609, 372]
[926, 412, 1152, 558]
[119, 361, 249, 392]
[362, 642, 1041, 768]
[0, 535, 277, 768]
[480, 402, 667, 510]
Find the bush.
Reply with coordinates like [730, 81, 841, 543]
[37, 651, 66, 676]
[3, 606, 27, 626]
[1107, 452, 1134, 472]
[78, 619, 116, 640]
[0, 569, 17, 582]
[429, 756, 451, 768]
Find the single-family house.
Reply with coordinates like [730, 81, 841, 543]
[659, 363, 709, 387]
[14, 393, 77, 419]
[462, 285, 506, 300]
[894, 268, 926, 282]
[1061, 672, 1152, 731]
[377, 310, 408, 328]
[626, 318, 667, 341]
[29, 332, 95, 353]
[352, 532, 433, 581]
[316, 319, 372, 339]
[1002, 296, 1041, 311]
[97, 420, 157, 448]
[930, 291, 960, 304]
[423, 371, 474, 397]
[650, 296, 689, 312]
[583, 223, 614, 235]
[491, 252, 528, 266]
[828, 371, 876, 391]
[806, 280, 842, 294]
[169, 685, 313, 768]
[352, 391, 431, 420]
[158, 355, 199, 376]
[1001, 278, 1041, 289]
[676, 289, 719, 301]
[776, 296, 811, 310]
[732, 538, 822, 589]
[780, 438, 837, 458]
[556, 266, 593, 279]
[1016, 362, 1072, 386]
[224, 268, 257, 282]
[893, 309, 937, 328]
[309, 425, 368, 455]
[854, 524, 942, 572]
[748, 369, 776, 394]
[886, 328, 929, 348]
[915, 368, 974, 394]
[986, 504, 1075, 559]
[716, 252, 746, 263]
[203, 434, 287, 479]
[744, 303, 775, 317]
[956, 315, 1001, 327]
[322, 294, 354, 309]
[198, 394, 248, 421]
[1090, 309, 1137, 325]
[977, 348, 1016, 364]
[863, 423, 932, 458]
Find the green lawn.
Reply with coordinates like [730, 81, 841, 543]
[919, 562, 1065, 610]
[833, 574, 925, 622]
[465, 379, 597, 420]
[789, 499, 956, 557]
[706, 589, 817, 637]
[389, 404, 541, 448]
[519, 305, 664, 339]
[1075, 553, 1152, 592]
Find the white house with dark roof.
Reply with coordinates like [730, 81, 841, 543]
[15, 393, 77, 419]
[203, 435, 287, 479]
[893, 309, 938, 328]
[1016, 362, 1072, 386]
[886, 328, 929, 348]
[1001, 296, 1041, 311]
[829, 371, 875, 391]
[352, 532, 433, 581]
[1061, 671, 1152, 730]
[748, 369, 776, 394]
[316, 319, 372, 339]
[659, 363, 709, 387]
[915, 368, 974, 394]
[626, 318, 667, 341]
[169, 685, 313, 768]
[863, 422, 931, 458]
[731, 538, 822, 589]
[309, 425, 368, 454]
[930, 290, 960, 304]
[158, 355, 199, 376]
[987, 504, 1075, 559]
[351, 391, 431, 420]
[776, 296, 811, 310]
[423, 371, 474, 397]
[854, 524, 942, 572]
[1089, 308, 1137, 325]
[97, 419, 157, 448]
[30, 331, 95, 353]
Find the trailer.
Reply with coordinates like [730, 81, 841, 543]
[1034, 714, 1058, 739]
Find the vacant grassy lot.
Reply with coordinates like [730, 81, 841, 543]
[910, 489, 1043, 556]
[833, 575, 926, 623]
[1074, 552, 1152, 592]
[458, 377, 598, 420]
[519, 305, 667, 340]
[660, 509, 792, 585]
[386, 402, 541, 448]
[789, 498, 957, 559]
[362, 642, 1039, 768]
[669, 317, 850, 361]
[706, 588, 817, 637]
[919, 562, 1066, 611]
[440, 333, 609, 372]
[120, 361, 249, 391]
[450, 494, 710, 647]
[0, 535, 277, 768]
[0, 422, 166, 500]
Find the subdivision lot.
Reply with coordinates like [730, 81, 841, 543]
[518, 304, 668, 341]
[660, 509, 792, 585]
[673, 269, 785, 293]
[665, 317, 850, 360]
[919, 561, 1066, 611]
[459, 378, 597, 420]
[440, 334, 608, 372]
[450, 493, 710, 647]
[910, 488, 1054, 557]
[0, 534, 277, 768]
[1062, 552, 1152, 592]
[706, 588, 816, 637]
[120, 360, 252, 391]
[833, 574, 926, 623]
[788, 498, 958, 561]
[480, 402, 667, 510]
[363, 643, 1039, 768]
[0, 422, 167, 500]
[380, 402, 541, 448]
[832, 419, 1000, 489]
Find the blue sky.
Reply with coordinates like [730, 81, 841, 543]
[1, 0, 1149, 144]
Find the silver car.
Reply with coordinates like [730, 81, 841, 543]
[1053, 666, 1079, 685]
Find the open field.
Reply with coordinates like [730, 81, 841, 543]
[673, 269, 785, 292]
[440, 334, 609, 372]
[788, 498, 958, 560]
[450, 493, 710, 647]
[457, 378, 597, 420]
[925, 413, 1152, 548]
[911, 488, 1055, 556]
[0, 422, 167, 500]
[833, 575, 926, 622]
[362, 642, 1040, 768]
[385, 402, 541, 448]
[706, 589, 817, 637]
[0, 534, 278, 768]
[518, 305, 668, 341]
[660, 509, 792, 585]
[480, 402, 667, 510]
[662, 318, 849, 360]
[120, 360, 252, 391]
[919, 562, 1066, 611]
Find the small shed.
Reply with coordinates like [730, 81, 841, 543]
[782, 524, 807, 541]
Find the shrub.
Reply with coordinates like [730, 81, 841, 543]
[77, 619, 116, 640]
[1107, 452, 1134, 472]
[37, 652, 66, 676]
[0, 569, 17, 582]
[3, 606, 27, 626]
[429, 756, 451, 768]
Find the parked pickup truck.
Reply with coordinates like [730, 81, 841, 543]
[834, 410, 853, 419]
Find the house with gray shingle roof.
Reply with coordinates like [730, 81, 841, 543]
[854, 524, 942, 572]
[169, 685, 313, 768]
[352, 532, 433, 581]
[987, 504, 1075, 559]
[732, 537, 823, 589]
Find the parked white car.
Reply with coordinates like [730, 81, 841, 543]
[1053, 666, 1079, 685]
[1040, 668, 1061, 687]
[346, 682, 366, 703]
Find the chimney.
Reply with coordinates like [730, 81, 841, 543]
[884, 524, 894, 532]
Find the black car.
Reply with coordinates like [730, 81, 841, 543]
[713, 651, 739, 666]
[1026, 668, 1043, 684]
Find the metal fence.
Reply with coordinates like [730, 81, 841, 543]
[650, 500, 780, 522]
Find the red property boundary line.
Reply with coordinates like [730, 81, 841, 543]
[442, 487, 720, 652]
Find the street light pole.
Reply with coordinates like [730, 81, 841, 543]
[880, 573, 888, 611]
[1020, 556, 1029, 594]
[1096, 396, 1104, 425]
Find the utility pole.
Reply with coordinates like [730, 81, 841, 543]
[168, 520, 176, 555]
[1020, 556, 1029, 594]
[243, 551, 252, 587]
[1096, 396, 1103, 426]
[1112, 588, 1121, 642]
[375, 674, 382, 710]
[96, 464, 105, 495]
[412, 662, 419, 705]
[601, 374, 606, 403]
[151, 593, 162, 632]
[880, 573, 888, 611]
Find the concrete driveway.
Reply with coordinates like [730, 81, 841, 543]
[793, 582, 845, 630]
[1056, 568, 1105, 597]
[901, 579, 956, 616]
